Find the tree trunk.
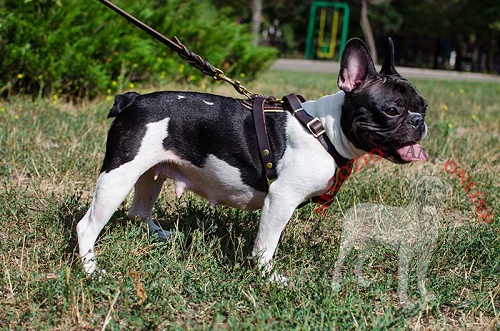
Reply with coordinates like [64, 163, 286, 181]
[251, 0, 262, 45]
[360, 0, 377, 63]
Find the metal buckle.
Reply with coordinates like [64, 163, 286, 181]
[307, 117, 326, 138]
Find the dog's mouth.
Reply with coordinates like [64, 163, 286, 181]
[396, 143, 429, 162]
[366, 133, 429, 163]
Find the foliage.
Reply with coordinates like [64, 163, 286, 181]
[213, 0, 312, 56]
[367, 0, 402, 34]
[0, 0, 277, 99]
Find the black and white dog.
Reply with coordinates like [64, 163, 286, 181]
[77, 38, 428, 279]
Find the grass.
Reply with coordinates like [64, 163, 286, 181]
[1, 70, 499, 330]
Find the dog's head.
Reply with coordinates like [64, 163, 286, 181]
[339, 38, 428, 164]
[413, 175, 450, 206]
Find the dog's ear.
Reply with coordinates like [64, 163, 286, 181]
[338, 38, 378, 93]
[379, 37, 400, 76]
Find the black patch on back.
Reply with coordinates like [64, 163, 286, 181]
[100, 91, 288, 192]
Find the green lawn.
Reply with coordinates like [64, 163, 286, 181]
[1, 71, 498, 330]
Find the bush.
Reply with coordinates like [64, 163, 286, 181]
[0, 0, 277, 99]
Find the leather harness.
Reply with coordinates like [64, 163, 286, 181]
[242, 93, 354, 207]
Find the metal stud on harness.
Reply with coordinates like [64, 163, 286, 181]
[98, 0, 353, 204]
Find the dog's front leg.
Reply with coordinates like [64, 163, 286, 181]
[397, 246, 415, 308]
[252, 185, 299, 284]
[416, 251, 436, 303]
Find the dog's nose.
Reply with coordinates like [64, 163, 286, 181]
[409, 114, 424, 128]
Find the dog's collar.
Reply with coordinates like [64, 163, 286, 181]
[241, 94, 353, 205]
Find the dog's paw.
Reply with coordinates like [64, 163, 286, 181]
[150, 229, 172, 242]
[266, 272, 288, 287]
[147, 218, 172, 242]
[82, 260, 107, 280]
[331, 280, 342, 292]
[422, 291, 436, 303]
[356, 275, 371, 288]
[82, 254, 97, 275]
[81, 252, 108, 280]
[262, 271, 288, 287]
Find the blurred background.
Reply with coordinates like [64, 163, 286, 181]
[2, 0, 499, 99]
[226, 0, 500, 72]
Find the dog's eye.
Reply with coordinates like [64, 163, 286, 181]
[383, 107, 399, 116]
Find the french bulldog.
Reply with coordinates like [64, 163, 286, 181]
[76, 38, 428, 279]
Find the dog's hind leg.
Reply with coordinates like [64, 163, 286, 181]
[353, 241, 374, 288]
[416, 252, 435, 303]
[332, 234, 355, 292]
[397, 246, 415, 308]
[129, 167, 170, 240]
[77, 117, 172, 275]
[76, 168, 141, 274]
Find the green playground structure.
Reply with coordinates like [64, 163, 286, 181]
[305, 1, 350, 61]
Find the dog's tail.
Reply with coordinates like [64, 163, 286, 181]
[108, 92, 140, 118]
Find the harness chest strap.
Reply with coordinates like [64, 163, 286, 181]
[281, 94, 351, 168]
[281, 94, 354, 205]
[248, 93, 353, 204]
[252, 97, 277, 182]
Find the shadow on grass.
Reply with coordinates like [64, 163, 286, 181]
[154, 195, 261, 266]
[54, 192, 261, 271]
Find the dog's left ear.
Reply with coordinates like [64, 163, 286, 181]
[379, 37, 400, 76]
[338, 38, 378, 93]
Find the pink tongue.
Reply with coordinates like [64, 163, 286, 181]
[397, 143, 429, 162]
